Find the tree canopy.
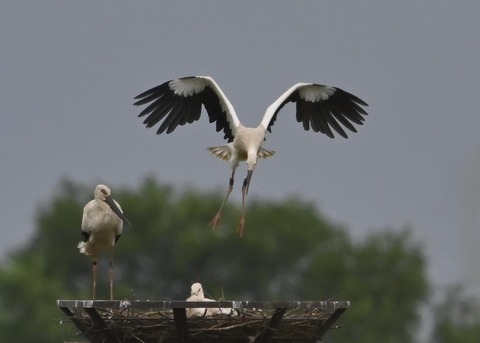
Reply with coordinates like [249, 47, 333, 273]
[431, 285, 480, 343]
[0, 177, 468, 343]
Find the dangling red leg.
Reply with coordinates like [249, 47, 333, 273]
[237, 170, 252, 237]
[210, 168, 236, 229]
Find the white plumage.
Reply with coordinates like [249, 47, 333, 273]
[186, 282, 235, 317]
[134, 76, 368, 236]
[78, 184, 130, 300]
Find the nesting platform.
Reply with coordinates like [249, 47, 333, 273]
[58, 299, 350, 343]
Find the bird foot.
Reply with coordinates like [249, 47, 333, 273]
[209, 213, 222, 230]
[236, 218, 246, 238]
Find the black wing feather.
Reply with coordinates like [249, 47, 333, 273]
[138, 94, 171, 118]
[81, 230, 90, 242]
[322, 108, 347, 138]
[314, 106, 333, 137]
[267, 85, 368, 138]
[134, 77, 235, 142]
[203, 86, 233, 141]
[133, 83, 170, 105]
[143, 99, 174, 128]
[160, 100, 187, 134]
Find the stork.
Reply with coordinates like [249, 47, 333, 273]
[134, 76, 368, 236]
[185, 282, 214, 318]
[78, 184, 130, 300]
[186, 282, 235, 317]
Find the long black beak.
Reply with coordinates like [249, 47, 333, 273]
[105, 196, 131, 226]
[245, 169, 253, 196]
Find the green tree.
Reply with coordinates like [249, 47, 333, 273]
[430, 285, 480, 343]
[0, 177, 429, 342]
[334, 230, 428, 342]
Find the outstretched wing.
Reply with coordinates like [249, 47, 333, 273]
[261, 83, 368, 138]
[134, 76, 240, 142]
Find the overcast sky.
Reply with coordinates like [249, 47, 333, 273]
[1, 1, 480, 298]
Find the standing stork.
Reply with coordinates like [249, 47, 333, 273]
[134, 76, 368, 236]
[78, 184, 130, 300]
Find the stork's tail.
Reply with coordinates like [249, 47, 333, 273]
[208, 145, 275, 160]
[77, 241, 92, 256]
[208, 145, 232, 161]
[257, 147, 275, 159]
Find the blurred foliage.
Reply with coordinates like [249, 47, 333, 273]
[0, 177, 472, 342]
[431, 285, 480, 343]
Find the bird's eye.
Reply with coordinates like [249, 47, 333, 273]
[101, 189, 107, 195]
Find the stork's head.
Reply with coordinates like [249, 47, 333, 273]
[94, 184, 111, 201]
[190, 282, 205, 298]
[244, 153, 258, 196]
[94, 184, 131, 226]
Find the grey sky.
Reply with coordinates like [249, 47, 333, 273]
[1, 1, 480, 298]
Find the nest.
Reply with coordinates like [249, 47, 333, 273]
[58, 300, 349, 343]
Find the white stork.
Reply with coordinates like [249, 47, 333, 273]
[186, 282, 235, 317]
[78, 184, 130, 300]
[134, 76, 368, 236]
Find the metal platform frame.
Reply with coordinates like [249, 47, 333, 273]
[58, 299, 350, 343]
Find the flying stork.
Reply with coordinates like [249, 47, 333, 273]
[134, 76, 368, 236]
[78, 184, 130, 300]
